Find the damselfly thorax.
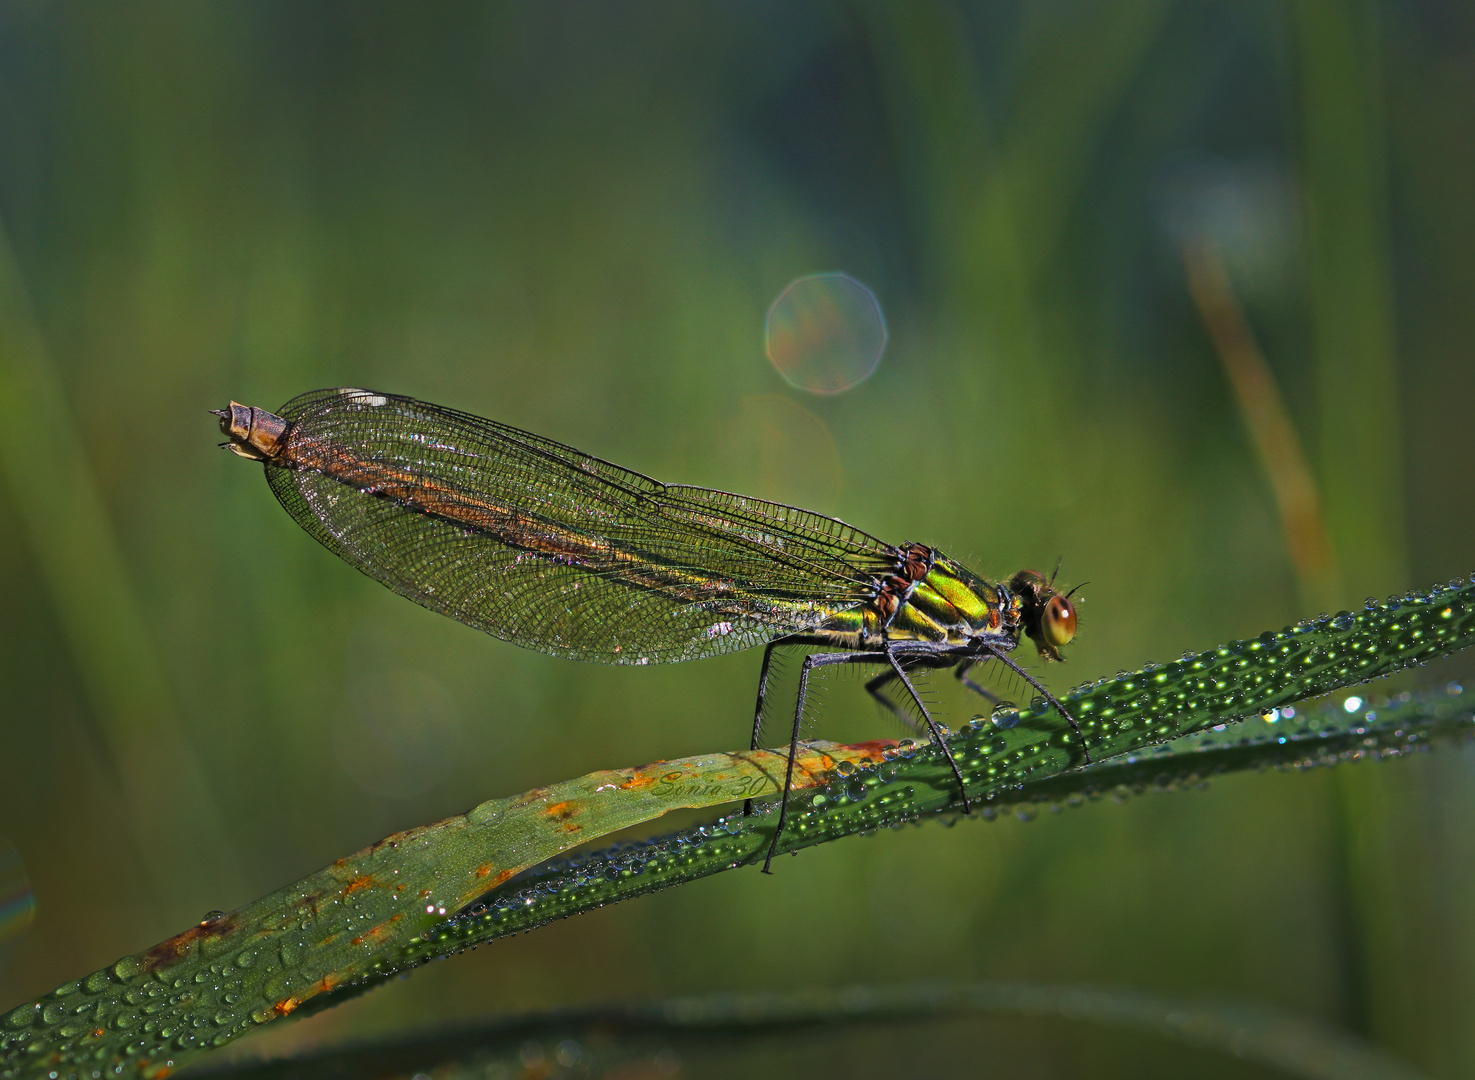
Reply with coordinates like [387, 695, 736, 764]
[805, 544, 1012, 651]
[216, 390, 1086, 872]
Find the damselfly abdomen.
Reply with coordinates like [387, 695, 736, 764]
[216, 389, 1086, 871]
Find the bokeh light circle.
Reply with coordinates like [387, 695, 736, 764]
[765, 272, 887, 394]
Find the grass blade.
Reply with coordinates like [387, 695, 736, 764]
[4, 579, 1472, 1079]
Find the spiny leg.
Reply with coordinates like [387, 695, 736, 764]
[864, 668, 920, 728]
[980, 644, 1092, 764]
[744, 640, 784, 818]
[869, 658, 973, 814]
[869, 664, 967, 755]
[954, 659, 1004, 705]
[884, 648, 971, 816]
[763, 650, 888, 874]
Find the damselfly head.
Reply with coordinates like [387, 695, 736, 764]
[1008, 568, 1078, 661]
[215, 401, 289, 462]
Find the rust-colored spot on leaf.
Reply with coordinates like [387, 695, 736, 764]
[544, 801, 578, 821]
[342, 875, 375, 896]
[844, 739, 897, 763]
[493, 868, 514, 886]
[619, 772, 657, 790]
[475, 863, 493, 878]
[367, 825, 420, 854]
[313, 974, 339, 996]
[273, 998, 299, 1017]
[351, 912, 407, 947]
[139, 911, 241, 972]
[293, 890, 331, 918]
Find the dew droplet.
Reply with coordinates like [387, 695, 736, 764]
[990, 703, 1020, 730]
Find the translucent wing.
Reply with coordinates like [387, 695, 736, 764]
[261, 388, 892, 664]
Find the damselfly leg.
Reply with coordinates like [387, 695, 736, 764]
[953, 659, 1004, 705]
[748, 641, 974, 874]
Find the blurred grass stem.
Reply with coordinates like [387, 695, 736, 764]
[0, 223, 242, 912]
[1184, 239, 1341, 615]
[1293, 0, 1408, 1051]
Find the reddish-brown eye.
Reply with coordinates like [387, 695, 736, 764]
[1042, 595, 1077, 648]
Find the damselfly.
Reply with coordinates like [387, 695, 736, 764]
[216, 389, 1087, 871]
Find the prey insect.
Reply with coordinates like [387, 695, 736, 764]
[215, 389, 1088, 872]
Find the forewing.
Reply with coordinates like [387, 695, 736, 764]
[263, 389, 889, 664]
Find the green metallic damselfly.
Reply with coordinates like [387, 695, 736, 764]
[215, 389, 1087, 872]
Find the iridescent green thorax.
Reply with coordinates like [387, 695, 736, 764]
[810, 548, 1017, 649]
[886, 555, 1015, 645]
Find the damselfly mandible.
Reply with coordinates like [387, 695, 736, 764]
[216, 388, 1087, 871]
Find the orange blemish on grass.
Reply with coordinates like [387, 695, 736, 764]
[139, 912, 240, 972]
[459, 866, 517, 907]
[544, 801, 578, 821]
[843, 740, 897, 764]
[618, 772, 657, 790]
[342, 875, 376, 896]
[351, 911, 404, 946]
[475, 863, 493, 878]
[273, 997, 299, 1017]
[367, 825, 422, 855]
[512, 786, 552, 809]
[313, 974, 339, 996]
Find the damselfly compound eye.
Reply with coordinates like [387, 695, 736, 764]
[1042, 595, 1077, 648]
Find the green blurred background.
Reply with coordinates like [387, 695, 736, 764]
[1, 2, 1473, 1076]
